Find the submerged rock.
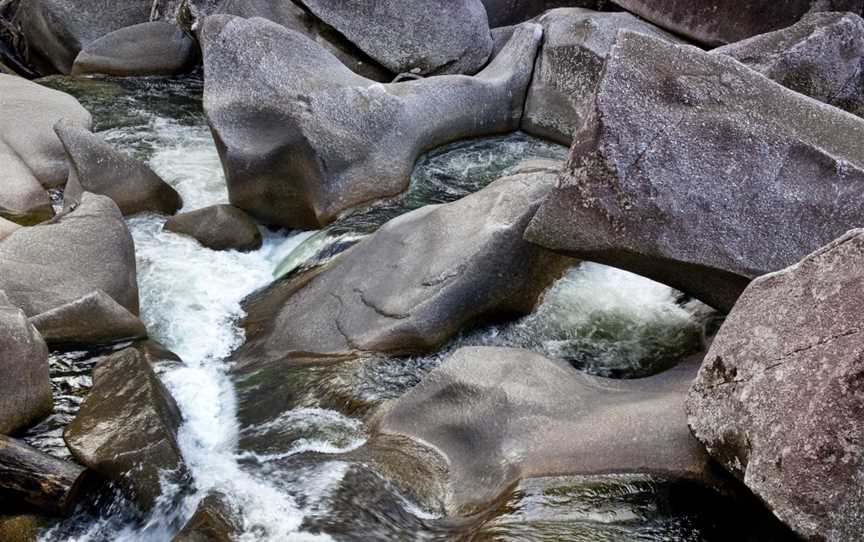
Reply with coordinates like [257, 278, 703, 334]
[201, 15, 541, 228]
[64, 348, 189, 511]
[525, 31, 864, 311]
[687, 229, 864, 541]
[714, 11, 864, 118]
[0, 302, 51, 434]
[29, 290, 147, 348]
[164, 204, 262, 252]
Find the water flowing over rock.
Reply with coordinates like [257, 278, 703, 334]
[522, 8, 681, 145]
[71, 21, 197, 77]
[0, 302, 51, 434]
[687, 229, 864, 541]
[63, 347, 190, 511]
[163, 204, 262, 252]
[29, 290, 147, 348]
[371, 346, 713, 514]
[0, 193, 139, 316]
[713, 11, 864, 118]
[172, 491, 241, 542]
[55, 120, 183, 216]
[200, 15, 541, 228]
[525, 31, 864, 312]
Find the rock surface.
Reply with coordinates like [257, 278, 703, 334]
[29, 290, 147, 348]
[481, 0, 601, 27]
[55, 121, 182, 216]
[0, 218, 21, 242]
[714, 11, 864, 118]
[201, 15, 541, 228]
[0, 192, 139, 317]
[0, 513, 49, 542]
[164, 204, 261, 252]
[0, 302, 51, 435]
[172, 491, 241, 542]
[71, 21, 197, 77]
[687, 230, 864, 542]
[525, 31, 864, 311]
[64, 348, 189, 511]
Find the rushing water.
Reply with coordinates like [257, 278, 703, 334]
[27, 74, 789, 541]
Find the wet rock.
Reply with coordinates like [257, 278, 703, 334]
[0, 513, 50, 542]
[0, 192, 139, 318]
[481, 0, 602, 27]
[231, 162, 571, 368]
[55, 121, 182, 216]
[609, 0, 863, 46]
[525, 32, 864, 312]
[132, 339, 184, 368]
[522, 8, 681, 145]
[164, 204, 262, 252]
[714, 11, 864, 118]
[64, 347, 189, 511]
[0, 302, 51, 434]
[201, 15, 541, 228]
[29, 290, 147, 349]
[71, 21, 197, 77]
[371, 346, 713, 514]
[687, 229, 864, 542]
[172, 491, 241, 542]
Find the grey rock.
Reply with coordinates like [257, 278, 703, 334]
[0, 302, 51, 435]
[525, 31, 864, 311]
[522, 8, 681, 145]
[714, 11, 864, 118]
[64, 347, 189, 511]
[0, 193, 139, 317]
[0, 218, 20, 242]
[164, 204, 261, 252]
[55, 120, 182, 216]
[201, 16, 541, 228]
[687, 229, 864, 542]
[71, 21, 197, 77]
[172, 491, 241, 542]
[29, 290, 147, 348]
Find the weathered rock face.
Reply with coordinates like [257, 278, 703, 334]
[71, 21, 197, 77]
[522, 8, 681, 145]
[295, 0, 492, 76]
[0, 513, 49, 542]
[609, 0, 864, 46]
[64, 348, 189, 511]
[525, 31, 864, 312]
[55, 121, 182, 216]
[231, 162, 571, 368]
[201, 15, 541, 228]
[18, 0, 153, 74]
[371, 346, 712, 514]
[0, 302, 51, 434]
[29, 290, 147, 348]
[163, 204, 262, 252]
[0, 193, 139, 317]
[481, 0, 601, 27]
[687, 230, 864, 542]
[172, 491, 241, 542]
[714, 11, 864, 119]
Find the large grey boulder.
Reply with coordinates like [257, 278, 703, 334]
[231, 162, 571, 368]
[0, 193, 139, 317]
[295, 0, 492, 76]
[0, 302, 51, 435]
[201, 15, 541, 228]
[163, 204, 261, 252]
[522, 8, 681, 145]
[609, 0, 863, 46]
[55, 121, 182, 216]
[687, 230, 864, 542]
[29, 290, 147, 348]
[64, 348, 189, 511]
[714, 11, 864, 119]
[71, 21, 197, 77]
[525, 31, 864, 312]
[371, 346, 712, 514]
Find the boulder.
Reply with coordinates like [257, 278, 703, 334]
[55, 121, 182, 216]
[295, 0, 492, 76]
[201, 16, 541, 228]
[481, 0, 602, 27]
[714, 11, 864, 118]
[609, 0, 863, 46]
[163, 204, 262, 252]
[371, 346, 713, 514]
[18, 0, 153, 74]
[522, 8, 681, 145]
[71, 21, 197, 77]
[0, 192, 139, 317]
[524, 32, 864, 312]
[29, 290, 147, 348]
[687, 230, 864, 542]
[231, 162, 571, 368]
[0, 302, 51, 434]
[172, 491, 241, 542]
[0, 218, 21, 242]
[64, 348, 189, 511]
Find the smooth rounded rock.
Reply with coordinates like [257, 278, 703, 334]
[0, 302, 51, 435]
[163, 204, 262, 252]
[29, 290, 147, 348]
